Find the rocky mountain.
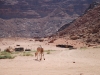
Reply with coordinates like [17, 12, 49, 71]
[57, 2, 100, 45]
[0, 0, 98, 37]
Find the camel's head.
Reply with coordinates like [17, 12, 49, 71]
[35, 52, 37, 57]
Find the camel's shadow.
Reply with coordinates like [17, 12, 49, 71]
[33, 59, 41, 62]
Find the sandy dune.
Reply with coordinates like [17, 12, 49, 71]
[0, 38, 100, 75]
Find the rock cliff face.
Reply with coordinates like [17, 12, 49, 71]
[58, 2, 100, 45]
[0, 0, 97, 37]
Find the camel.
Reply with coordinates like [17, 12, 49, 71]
[5, 46, 14, 53]
[35, 45, 45, 61]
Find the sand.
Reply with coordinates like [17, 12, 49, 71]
[0, 38, 100, 75]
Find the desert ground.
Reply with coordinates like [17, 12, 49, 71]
[0, 38, 100, 75]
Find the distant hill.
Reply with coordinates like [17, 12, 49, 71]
[0, 0, 98, 37]
[57, 2, 100, 45]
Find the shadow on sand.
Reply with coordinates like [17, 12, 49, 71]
[33, 59, 41, 62]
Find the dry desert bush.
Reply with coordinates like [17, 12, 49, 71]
[0, 51, 16, 59]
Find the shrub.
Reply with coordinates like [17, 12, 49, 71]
[0, 51, 15, 59]
[47, 50, 51, 54]
[80, 47, 87, 50]
[22, 52, 33, 56]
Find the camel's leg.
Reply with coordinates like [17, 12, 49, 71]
[37, 53, 38, 60]
[40, 53, 42, 61]
[42, 53, 45, 60]
[37, 56, 38, 60]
